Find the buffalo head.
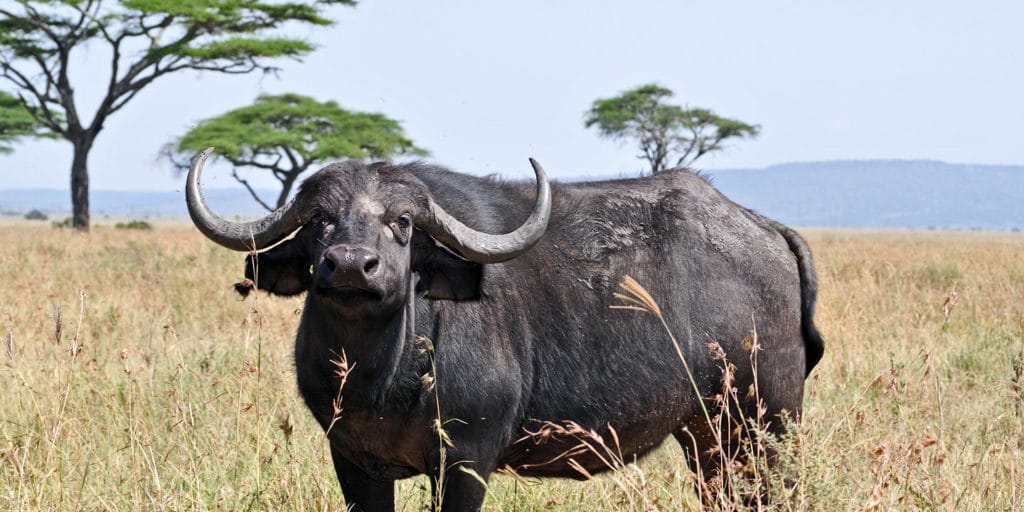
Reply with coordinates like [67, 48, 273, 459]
[186, 148, 551, 317]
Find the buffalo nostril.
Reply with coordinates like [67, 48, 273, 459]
[363, 256, 379, 275]
[324, 256, 337, 272]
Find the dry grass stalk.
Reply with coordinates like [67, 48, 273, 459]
[613, 275, 780, 508]
[518, 420, 653, 509]
[49, 304, 62, 346]
[1012, 343, 1024, 419]
[613, 275, 714, 428]
[325, 350, 354, 436]
[941, 284, 960, 327]
[611, 275, 662, 317]
[415, 334, 457, 509]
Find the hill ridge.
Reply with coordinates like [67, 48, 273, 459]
[2, 160, 1021, 230]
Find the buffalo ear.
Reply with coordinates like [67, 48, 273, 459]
[237, 239, 311, 297]
[411, 230, 483, 301]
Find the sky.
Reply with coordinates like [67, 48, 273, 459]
[1, 0, 1022, 192]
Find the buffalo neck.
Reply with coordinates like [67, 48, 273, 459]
[297, 294, 417, 410]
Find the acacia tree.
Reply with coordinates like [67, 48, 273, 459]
[0, 90, 52, 152]
[585, 83, 760, 174]
[168, 93, 427, 210]
[0, 0, 355, 229]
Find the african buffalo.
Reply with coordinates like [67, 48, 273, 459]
[186, 148, 824, 511]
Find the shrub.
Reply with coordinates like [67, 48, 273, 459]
[24, 209, 48, 221]
[51, 217, 73, 228]
[115, 220, 153, 230]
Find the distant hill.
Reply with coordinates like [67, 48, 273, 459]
[705, 160, 1023, 231]
[0, 188, 273, 220]
[1, 160, 1021, 230]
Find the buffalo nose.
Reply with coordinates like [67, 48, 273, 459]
[322, 245, 380, 287]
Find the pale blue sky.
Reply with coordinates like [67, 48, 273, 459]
[1, 0, 1021, 191]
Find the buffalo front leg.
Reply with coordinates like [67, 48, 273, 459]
[330, 447, 395, 512]
[428, 462, 490, 512]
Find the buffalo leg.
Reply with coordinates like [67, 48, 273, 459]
[427, 462, 490, 512]
[675, 407, 798, 506]
[330, 448, 395, 512]
[673, 422, 726, 504]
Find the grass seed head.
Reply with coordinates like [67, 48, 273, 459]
[611, 275, 662, 317]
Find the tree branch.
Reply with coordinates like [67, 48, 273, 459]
[231, 168, 276, 212]
[281, 145, 301, 171]
[0, 65, 66, 135]
[690, 126, 715, 164]
[0, 8, 61, 96]
[5, 5, 65, 51]
[674, 131, 701, 168]
[92, 22, 195, 130]
[65, 0, 99, 46]
[225, 154, 287, 172]
[163, 59, 263, 75]
[1, 6, 84, 136]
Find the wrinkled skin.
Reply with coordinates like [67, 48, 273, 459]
[218, 160, 824, 511]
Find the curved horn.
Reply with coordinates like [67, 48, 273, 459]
[417, 158, 552, 264]
[186, 147, 313, 251]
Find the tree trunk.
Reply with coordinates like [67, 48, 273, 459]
[276, 172, 300, 209]
[651, 142, 668, 175]
[70, 137, 93, 230]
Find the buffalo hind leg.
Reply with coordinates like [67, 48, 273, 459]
[330, 447, 395, 512]
[675, 411, 799, 507]
[673, 421, 728, 505]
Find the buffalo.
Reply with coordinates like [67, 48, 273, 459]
[186, 148, 824, 511]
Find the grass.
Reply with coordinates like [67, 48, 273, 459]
[1, 223, 1022, 510]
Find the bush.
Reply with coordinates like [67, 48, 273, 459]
[51, 217, 73, 229]
[24, 209, 48, 221]
[115, 220, 153, 230]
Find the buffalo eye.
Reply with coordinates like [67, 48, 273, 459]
[396, 214, 411, 232]
[390, 213, 412, 243]
[308, 213, 327, 229]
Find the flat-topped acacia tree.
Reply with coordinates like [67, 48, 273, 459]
[585, 83, 761, 175]
[169, 93, 428, 211]
[0, 0, 355, 229]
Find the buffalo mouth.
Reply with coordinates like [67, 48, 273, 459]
[315, 284, 385, 302]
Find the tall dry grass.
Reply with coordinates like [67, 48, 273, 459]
[1, 223, 1022, 510]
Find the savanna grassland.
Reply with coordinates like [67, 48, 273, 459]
[1, 222, 1022, 511]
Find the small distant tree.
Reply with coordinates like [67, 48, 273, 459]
[24, 208, 48, 220]
[0, 90, 52, 153]
[0, 0, 356, 229]
[585, 83, 760, 174]
[169, 93, 428, 210]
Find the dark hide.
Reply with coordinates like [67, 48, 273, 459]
[229, 161, 825, 512]
[410, 230, 483, 301]
[242, 240, 311, 296]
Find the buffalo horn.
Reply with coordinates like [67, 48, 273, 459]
[186, 147, 312, 251]
[417, 158, 552, 263]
